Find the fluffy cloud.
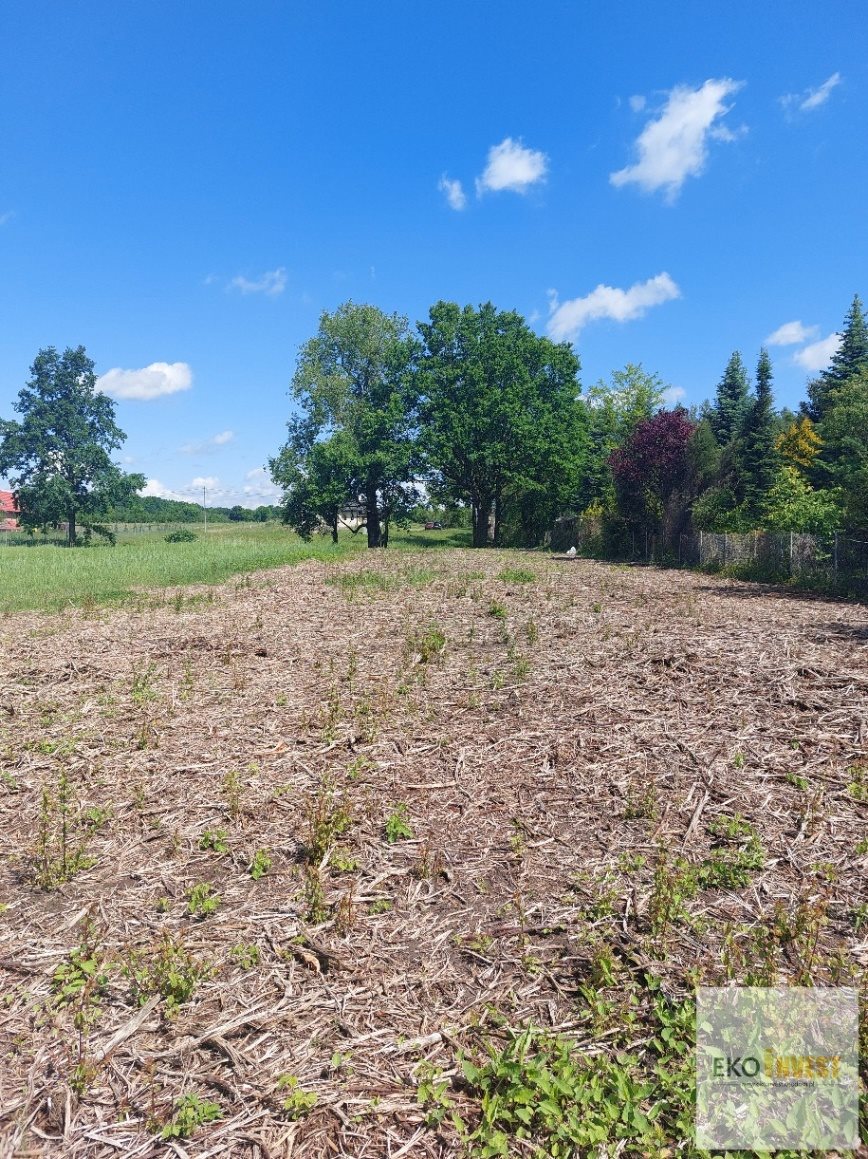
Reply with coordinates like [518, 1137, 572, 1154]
[438, 175, 466, 211]
[140, 478, 181, 500]
[476, 137, 548, 196]
[97, 361, 193, 401]
[793, 333, 841, 373]
[766, 320, 819, 346]
[547, 273, 681, 343]
[662, 385, 687, 406]
[228, 267, 287, 296]
[781, 72, 842, 114]
[610, 78, 744, 200]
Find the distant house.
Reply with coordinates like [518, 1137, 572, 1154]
[0, 491, 18, 532]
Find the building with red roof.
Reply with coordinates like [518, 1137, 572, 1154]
[0, 490, 19, 531]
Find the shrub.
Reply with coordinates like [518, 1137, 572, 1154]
[165, 528, 198, 543]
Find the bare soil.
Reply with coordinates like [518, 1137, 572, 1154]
[1, 552, 866, 1156]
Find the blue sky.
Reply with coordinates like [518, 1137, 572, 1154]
[1, 1, 865, 507]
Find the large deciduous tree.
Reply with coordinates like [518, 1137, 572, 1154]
[417, 301, 585, 547]
[272, 303, 418, 548]
[0, 346, 144, 545]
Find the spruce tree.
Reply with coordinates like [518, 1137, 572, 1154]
[741, 348, 778, 516]
[710, 352, 751, 446]
[804, 293, 868, 420]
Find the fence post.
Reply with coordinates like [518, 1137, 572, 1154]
[789, 531, 794, 575]
[699, 529, 703, 566]
[723, 532, 727, 566]
[834, 531, 838, 576]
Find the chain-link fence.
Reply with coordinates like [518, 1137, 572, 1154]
[559, 519, 868, 594]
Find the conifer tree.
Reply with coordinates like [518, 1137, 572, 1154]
[741, 348, 778, 516]
[804, 293, 868, 420]
[710, 352, 751, 446]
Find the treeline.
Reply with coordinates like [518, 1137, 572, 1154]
[271, 295, 868, 549]
[106, 496, 282, 524]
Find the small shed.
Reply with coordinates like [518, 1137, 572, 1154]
[0, 490, 19, 531]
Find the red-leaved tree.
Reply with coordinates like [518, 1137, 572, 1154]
[609, 409, 696, 542]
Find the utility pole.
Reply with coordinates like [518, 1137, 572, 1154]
[203, 486, 207, 533]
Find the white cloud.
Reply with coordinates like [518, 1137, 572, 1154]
[629, 94, 646, 113]
[191, 475, 221, 493]
[438, 175, 466, 211]
[476, 137, 548, 196]
[547, 272, 681, 342]
[781, 72, 842, 114]
[97, 361, 193, 401]
[140, 478, 182, 500]
[180, 430, 235, 454]
[610, 78, 744, 200]
[793, 332, 841, 372]
[765, 320, 819, 346]
[243, 467, 280, 497]
[662, 385, 686, 406]
[228, 267, 287, 296]
[0, 210, 13, 226]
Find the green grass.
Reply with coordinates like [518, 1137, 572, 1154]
[0, 522, 472, 613]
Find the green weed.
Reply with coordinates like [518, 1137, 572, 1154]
[160, 1093, 222, 1140]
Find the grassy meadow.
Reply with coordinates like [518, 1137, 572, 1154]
[0, 521, 471, 613]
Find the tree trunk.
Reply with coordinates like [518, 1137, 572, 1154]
[331, 515, 338, 544]
[472, 497, 491, 548]
[67, 510, 76, 547]
[365, 488, 381, 548]
[492, 491, 503, 546]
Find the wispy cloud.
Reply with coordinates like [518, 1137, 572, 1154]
[0, 210, 13, 226]
[610, 78, 744, 200]
[547, 272, 681, 343]
[793, 332, 841, 372]
[228, 267, 287, 296]
[781, 72, 842, 114]
[766, 320, 819, 346]
[180, 430, 235, 454]
[97, 361, 193, 401]
[476, 137, 548, 196]
[243, 466, 281, 502]
[662, 385, 686, 406]
[438, 175, 467, 211]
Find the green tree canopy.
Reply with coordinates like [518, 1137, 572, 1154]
[817, 367, 868, 533]
[0, 346, 145, 544]
[274, 302, 419, 547]
[416, 301, 585, 547]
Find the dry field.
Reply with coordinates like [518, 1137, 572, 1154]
[1, 551, 866, 1157]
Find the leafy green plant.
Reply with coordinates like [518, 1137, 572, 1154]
[415, 1061, 453, 1127]
[164, 528, 198, 543]
[34, 769, 95, 889]
[277, 1074, 317, 1119]
[384, 803, 414, 843]
[160, 1093, 222, 1139]
[198, 827, 229, 853]
[487, 600, 507, 621]
[847, 764, 868, 801]
[408, 622, 447, 663]
[249, 848, 272, 880]
[303, 779, 352, 864]
[230, 943, 260, 969]
[123, 932, 210, 1014]
[130, 663, 158, 704]
[222, 769, 243, 820]
[186, 882, 220, 918]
